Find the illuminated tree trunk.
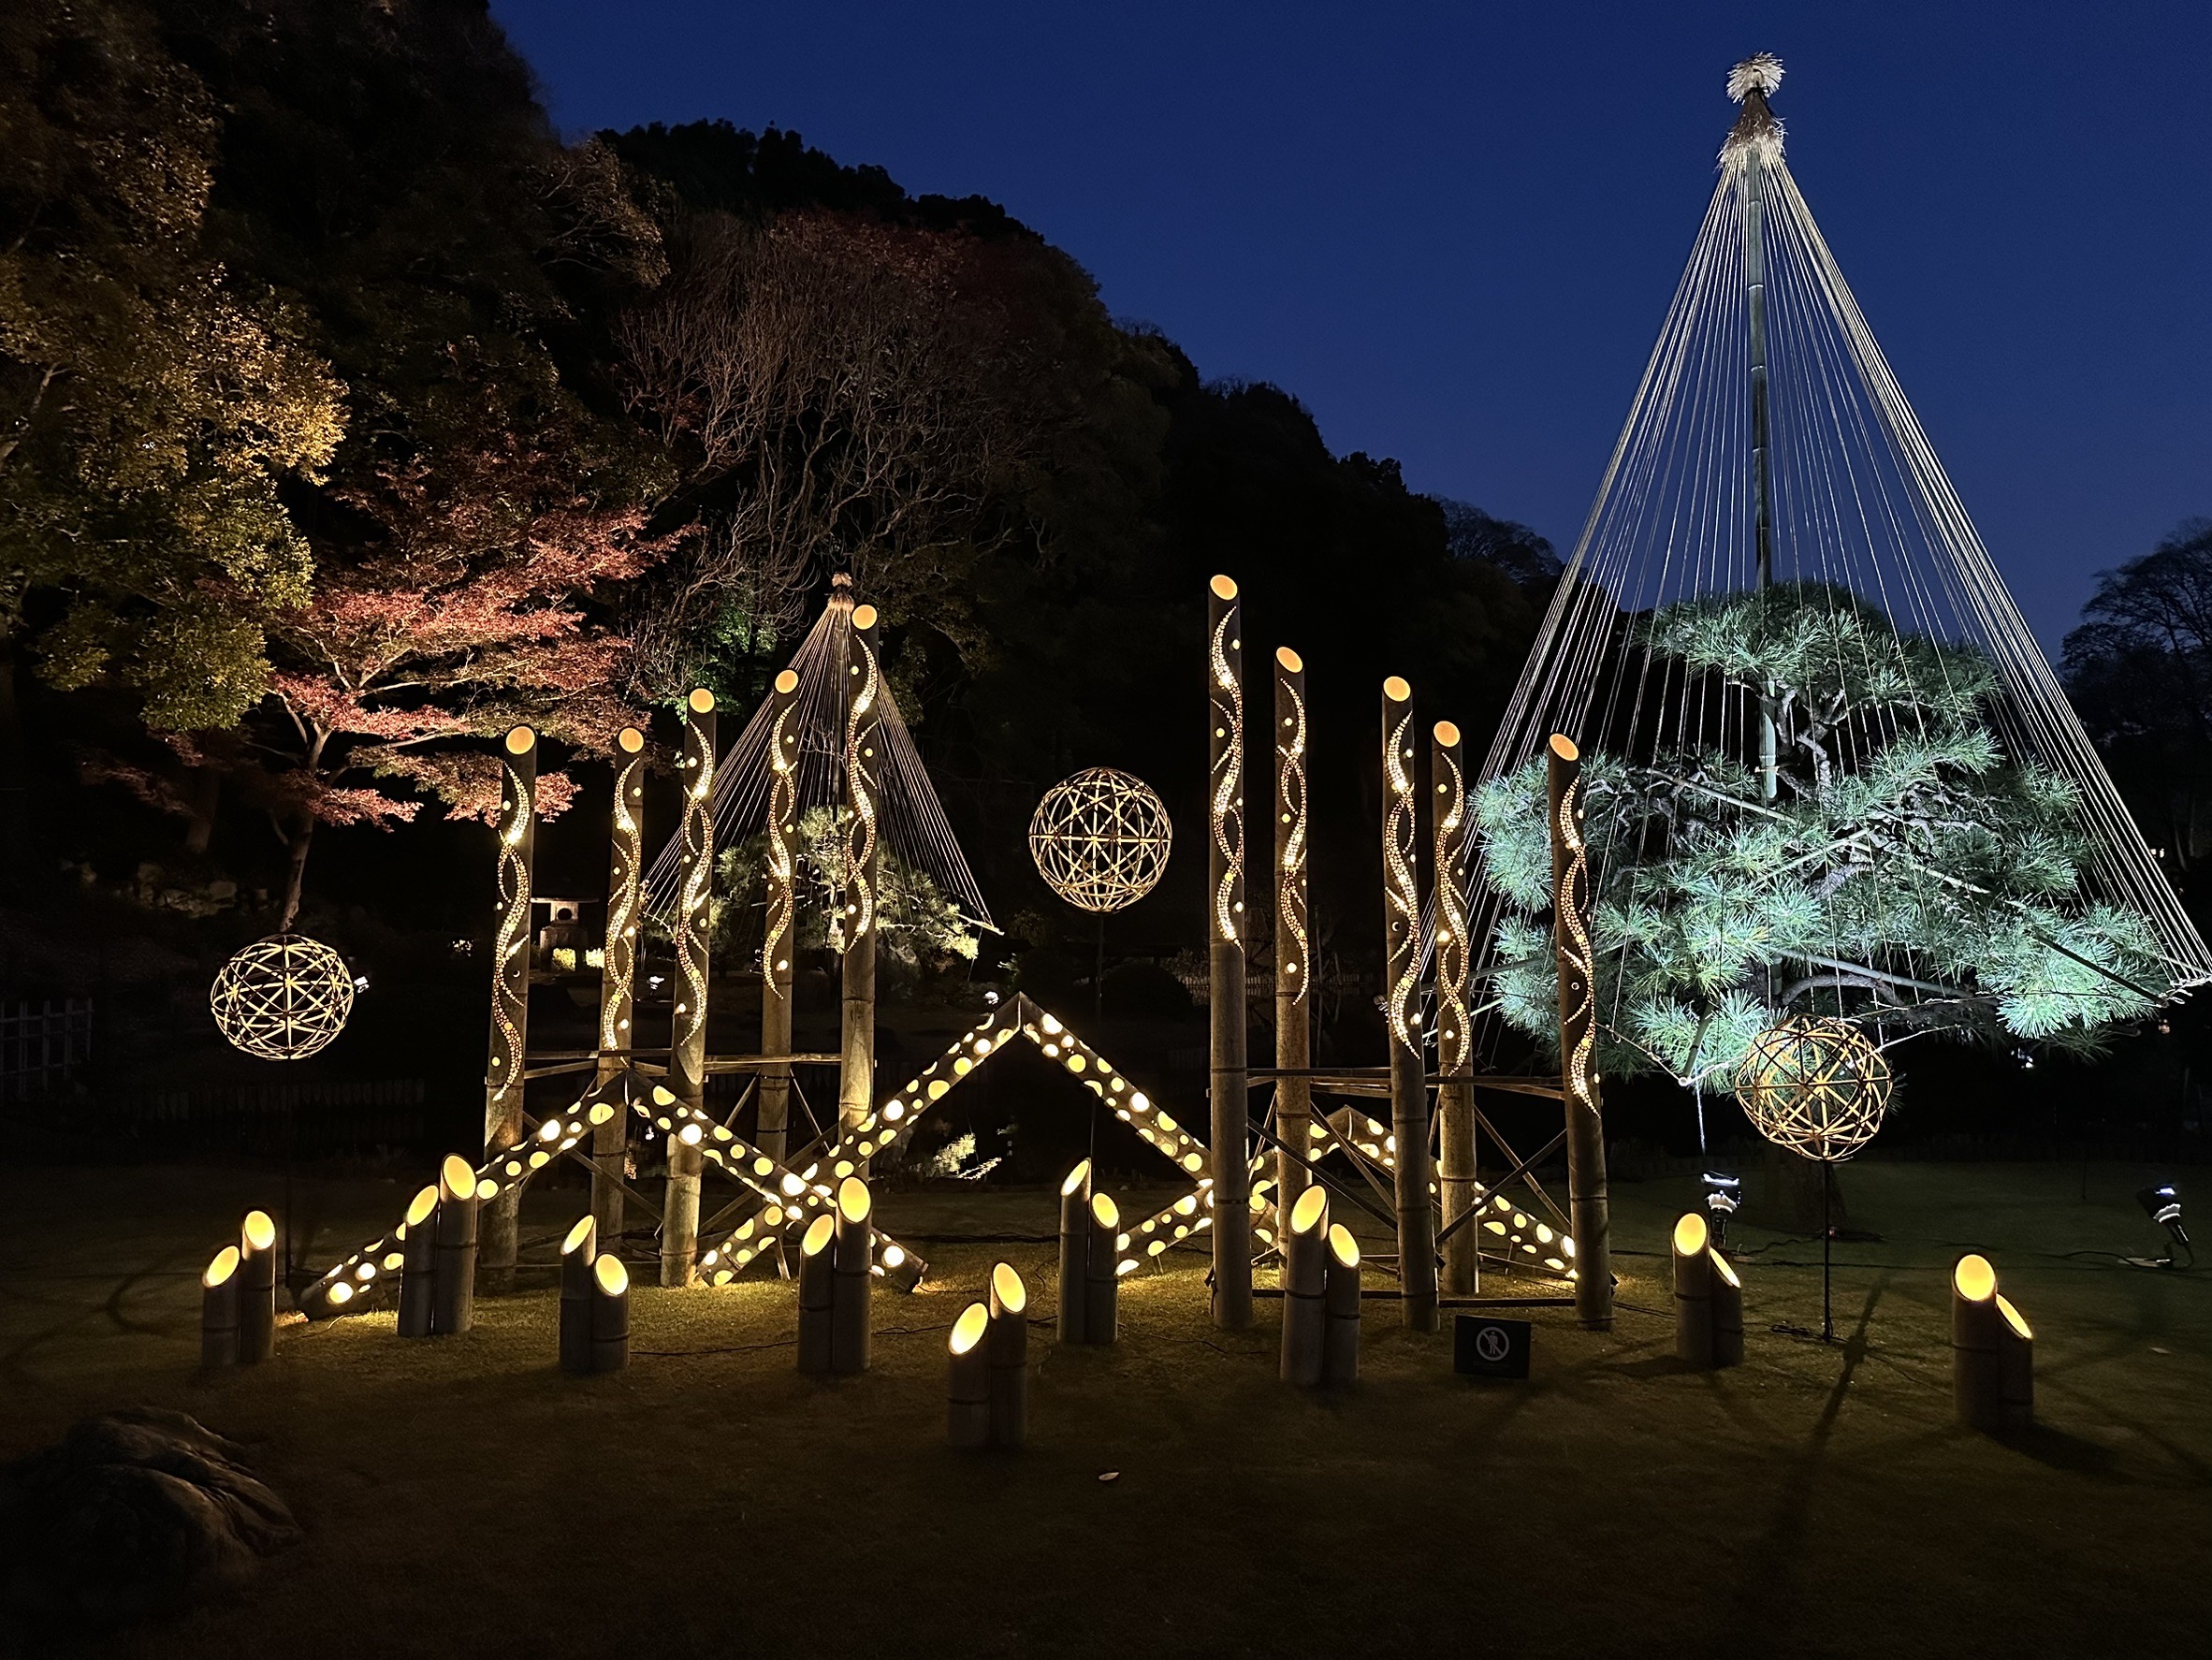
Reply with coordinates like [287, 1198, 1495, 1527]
[1206, 575, 1252, 1328]
[1431, 720, 1478, 1296]
[840, 603, 883, 1171]
[593, 726, 646, 1244]
[662, 691, 716, 1288]
[1549, 734, 1613, 1330]
[759, 670, 802, 1163]
[1382, 677, 1438, 1331]
[1273, 647, 1313, 1215]
[481, 725, 536, 1290]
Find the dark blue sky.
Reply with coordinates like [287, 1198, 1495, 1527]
[492, 1, 2210, 646]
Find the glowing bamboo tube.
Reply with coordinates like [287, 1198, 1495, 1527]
[1953, 1254, 2030, 1432]
[1322, 1223, 1361, 1385]
[839, 603, 883, 1169]
[664, 690, 717, 1288]
[397, 1184, 439, 1339]
[830, 1175, 873, 1375]
[1671, 1213, 1714, 1367]
[988, 1261, 1028, 1449]
[1432, 721, 1478, 1297]
[1273, 647, 1313, 1216]
[482, 724, 537, 1289]
[589, 1253, 630, 1373]
[796, 1214, 836, 1376]
[238, 1209, 278, 1363]
[1710, 1247, 1744, 1368]
[1548, 734, 1612, 1330]
[1084, 1190, 1121, 1346]
[759, 671, 802, 1164]
[1382, 677, 1438, 1332]
[1207, 575, 1253, 1329]
[559, 1215, 598, 1374]
[1057, 1159, 1091, 1347]
[431, 1153, 480, 1336]
[1996, 1293, 2034, 1431]
[1279, 1186, 1330, 1387]
[947, 1303, 992, 1449]
[201, 1246, 241, 1368]
[594, 724, 647, 1243]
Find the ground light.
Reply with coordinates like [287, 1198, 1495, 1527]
[2126, 1185, 2191, 1270]
[1700, 1172, 1741, 1249]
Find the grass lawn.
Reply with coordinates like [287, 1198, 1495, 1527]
[3, 1158, 2208, 1658]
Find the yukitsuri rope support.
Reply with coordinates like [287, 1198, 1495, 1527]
[760, 670, 802, 1164]
[1432, 720, 1478, 1296]
[1382, 677, 1438, 1332]
[1273, 647, 1313, 1215]
[664, 689, 717, 1287]
[1548, 735, 1612, 1330]
[481, 724, 536, 1288]
[1207, 575, 1252, 1328]
[593, 725, 647, 1244]
[840, 605, 884, 1170]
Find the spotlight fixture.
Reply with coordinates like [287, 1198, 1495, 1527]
[1700, 1171, 1741, 1249]
[2126, 1184, 2191, 1270]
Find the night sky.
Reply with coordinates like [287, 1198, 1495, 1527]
[491, 1, 2211, 648]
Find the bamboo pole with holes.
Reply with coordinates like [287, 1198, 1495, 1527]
[559, 1216, 597, 1374]
[1273, 647, 1313, 1215]
[589, 1254, 630, 1373]
[201, 1246, 241, 1368]
[482, 725, 537, 1290]
[948, 1303, 992, 1449]
[1279, 1187, 1330, 1387]
[593, 725, 646, 1243]
[831, 1176, 873, 1375]
[796, 1214, 836, 1375]
[1382, 677, 1439, 1331]
[238, 1209, 278, 1363]
[1672, 1213, 1715, 1366]
[840, 603, 883, 1171]
[988, 1261, 1028, 1448]
[1432, 721, 1478, 1296]
[1207, 575, 1253, 1328]
[662, 689, 717, 1287]
[1057, 1160, 1090, 1346]
[760, 671, 802, 1163]
[1549, 734, 1613, 1330]
[431, 1154, 480, 1336]
[1323, 1224, 1361, 1384]
[1085, 1190, 1120, 1346]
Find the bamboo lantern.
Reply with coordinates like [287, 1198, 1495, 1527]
[201, 1246, 242, 1368]
[1273, 647, 1313, 1214]
[947, 1303, 992, 1449]
[988, 1261, 1028, 1449]
[1998, 1294, 2034, 1429]
[839, 603, 883, 1166]
[482, 724, 537, 1288]
[1432, 721, 1479, 1297]
[593, 724, 647, 1242]
[1057, 1160, 1091, 1346]
[397, 1183, 440, 1339]
[1084, 1190, 1121, 1346]
[664, 690, 717, 1287]
[1672, 1212, 1715, 1366]
[1279, 1186, 1330, 1387]
[831, 1175, 873, 1375]
[589, 1253, 630, 1373]
[1710, 1246, 1744, 1368]
[760, 671, 802, 1163]
[1206, 575, 1253, 1329]
[796, 1214, 837, 1376]
[1548, 734, 1613, 1330]
[431, 1153, 480, 1336]
[559, 1215, 597, 1374]
[1322, 1223, 1361, 1385]
[1953, 1253, 2032, 1433]
[238, 1209, 278, 1363]
[1381, 677, 1439, 1332]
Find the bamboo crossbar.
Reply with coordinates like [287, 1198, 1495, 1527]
[1246, 1068, 1562, 1102]
[1432, 1129, 1568, 1248]
[1245, 1114, 1398, 1233]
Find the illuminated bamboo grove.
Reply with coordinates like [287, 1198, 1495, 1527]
[759, 669, 802, 1163]
[481, 723, 536, 1287]
[593, 724, 646, 1242]
[664, 688, 717, 1287]
[1548, 734, 1614, 1329]
[1207, 575, 1253, 1328]
[1432, 721, 1478, 1296]
[841, 604, 884, 1167]
[1273, 647, 1313, 1214]
[1382, 677, 1439, 1331]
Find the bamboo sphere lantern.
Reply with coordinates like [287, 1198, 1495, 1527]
[1027, 767, 1172, 913]
[1734, 1017, 1891, 1162]
[211, 933, 356, 1060]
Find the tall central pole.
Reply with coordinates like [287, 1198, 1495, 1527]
[1739, 75, 1782, 803]
[1206, 575, 1252, 1328]
[758, 669, 801, 1165]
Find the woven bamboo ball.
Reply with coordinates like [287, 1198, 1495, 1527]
[1735, 1016, 1891, 1162]
[1027, 767, 1172, 914]
[211, 934, 357, 1060]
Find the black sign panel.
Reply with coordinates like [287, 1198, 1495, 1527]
[1453, 1315, 1532, 1380]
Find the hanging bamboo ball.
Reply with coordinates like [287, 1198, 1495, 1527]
[1734, 1016, 1891, 1162]
[211, 933, 357, 1060]
[1027, 767, 1172, 914]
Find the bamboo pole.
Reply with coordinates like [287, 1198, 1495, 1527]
[840, 604, 883, 1170]
[1953, 1253, 2030, 1433]
[796, 1214, 836, 1376]
[1432, 721, 1478, 1297]
[1084, 1190, 1121, 1346]
[1207, 575, 1253, 1328]
[482, 724, 537, 1290]
[1710, 1247, 1744, 1368]
[1273, 647, 1313, 1216]
[1382, 677, 1438, 1332]
[589, 1254, 630, 1373]
[397, 1183, 439, 1339]
[830, 1175, 873, 1375]
[988, 1261, 1028, 1449]
[759, 671, 802, 1164]
[1057, 1159, 1090, 1346]
[559, 1215, 597, 1374]
[947, 1303, 992, 1449]
[1547, 734, 1613, 1330]
[431, 1154, 480, 1336]
[593, 725, 646, 1244]
[1996, 1294, 2034, 1431]
[238, 1208, 278, 1363]
[663, 690, 717, 1288]
[200, 1246, 241, 1368]
[1279, 1186, 1329, 1387]
[1672, 1212, 1714, 1367]
[1322, 1224, 1361, 1385]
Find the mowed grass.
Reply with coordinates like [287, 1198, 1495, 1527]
[3, 1159, 2208, 1659]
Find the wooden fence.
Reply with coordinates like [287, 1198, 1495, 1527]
[1, 998, 93, 1102]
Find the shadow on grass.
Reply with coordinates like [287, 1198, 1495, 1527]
[1994, 1421, 2126, 1478]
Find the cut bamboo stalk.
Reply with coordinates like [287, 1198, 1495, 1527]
[1273, 647, 1313, 1217]
[238, 1209, 278, 1364]
[948, 1302, 992, 1449]
[559, 1215, 598, 1375]
[201, 1246, 241, 1368]
[987, 1261, 1028, 1449]
[1382, 676, 1438, 1332]
[1672, 1212, 1715, 1367]
[839, 603, 883, 1170]
[431, 1153, 480, 1336]
[1057, 1160, 1091, 1346]
[1206, 575, 1253, 1329]
[1951, 1253, 2004, 1432]
[482, 724, 536, 1289]
[796, 1213, 837, 1376]
[1996, 1294, 2034, 1432]
[589, 1253, 630, 1373]
[830, 1176, 873, 1375]
[1548, 734, 1613, 1330]
[397, 1184, 440, 1339]
[1710, 1247, 1744, 1368]
[664, 690, 717, 1287]
[1432, 720, 1479, 1297]
[593, 724, 647, 1244]
[1279, 1186, 1330, 1387]
[1084, 1190, 1120, 1346]
[1322, 1224, 1361, 1384]
[759, 673, 801, 1166]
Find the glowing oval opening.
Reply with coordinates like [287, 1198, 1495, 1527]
[687, 687, 715, 714]
[1091, 1193, 1120, 1229]
[242, 1210, 277, 1252]
[1327, 1225, 1361, 1269]
[1997, 1293, 2031, 1340]
[1209, 574, 1238, 601]
[618, 725, 646, 753]
[1276, 646, 1302, 673]
[440, 1155, 476, 1199]
[1709, 1249, 1740, 1289]
[802, 1215, 836, 1258]
[1290, 1186, 1330, 1236]
[405, 1185, 440, 1227]
[1433, 720, 1461, 748]
[774, 670, 799, 694]
[1383, 675, 1411, 703]
[1954, 1254, 1997, 1302]
[204, 1245, 240, 1288]
[950, 1302, 989, 1356]
[992, 1260, 1026, 1314]
[837, 1177, 871, 1224]
[1548, 733, 1579, 763]
[1673, 1213, 1709, 1256]
[562, 1216, 596, 1257]
[594, 1255, 629, 1295]
[1061, 1160, 1091, 1197]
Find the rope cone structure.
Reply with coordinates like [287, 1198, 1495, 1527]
[481, 725, 536, 1285]
[593, 725, 646, 1242]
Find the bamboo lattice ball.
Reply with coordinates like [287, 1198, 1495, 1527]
[211, 934, 357, 1060]
[1027, 767, 1172, 913]
[1735, 1016, 1891, 1162]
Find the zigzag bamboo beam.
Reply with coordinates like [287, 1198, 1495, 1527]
[759, 670, 801, 1163]
[1207, 575, 1252, 1328]
[1273, 647, 1312, 1216]
[594, 725, 646, 1243]
[664, 689, 717, 1287]
[1382, 677, 1438, 1331]
[1432, 720, 1478, 1296]
[1548, 734, 1612, 1329]
[482, 723, 537, 1287]
[840, 604, 883, 1168]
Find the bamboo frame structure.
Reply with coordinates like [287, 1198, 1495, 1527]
[431, 1153, 480, 1336]
[482, 724, 537, 1289]
[759, 670, 802, 1164]
[664, 689, 717, 1287]
[840, 604, 883, 1168]
[947, 1303, 992, 1449]
[397, 1183, 438, 1339]
[239, 1208, 278, 1363]
[1671, 1212, 1714, 1366]
[1432, 721, 1478, 1296]
[1058, 1160, 1091, 1345]
[1207, 575, 1252, 1328]
[1085, 1189, 1121, 1345]
[1548, 734, 1613, 1329]
[796, 1214, 836, 1375]
[1273, 647, 1313, 1216]
[1952, 1253, 2032, 1433]
[1279, 1186, 1329, 1386]
[589, 1253, 630, 1373]
[1382, 677, 1438, 1331]
[559, 1215, 597, 1374]
[201, 1246, 241, 1368]
[830, 1175, 873, 1375]
[1323, 1223, 1361, 1384]
[988, 1261, 1028, 1449]
[593, 725, 646, 1243]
